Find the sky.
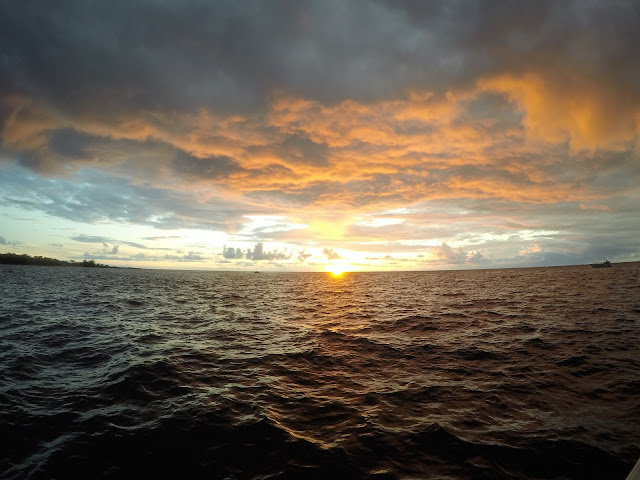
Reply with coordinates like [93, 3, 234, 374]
[1, 0, 639, 271]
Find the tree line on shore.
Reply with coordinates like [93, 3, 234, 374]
[0, 252, 115, 268]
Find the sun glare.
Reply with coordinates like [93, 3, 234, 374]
[327, 263, 349, 276]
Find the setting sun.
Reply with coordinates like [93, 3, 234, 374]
[327, 263, 349, 276]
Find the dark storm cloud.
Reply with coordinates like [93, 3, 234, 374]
[279, 132, 330, 167]
[36, 129, 246, 178]
[245, 133, 330, 168]
[2, 0, 636, 118]
[0, 0, 279, 114]
[172, 151, 243, 180]
[48, 128, 94, 159]
[379, 0, 640, 84]
[1, 0, 353, 114]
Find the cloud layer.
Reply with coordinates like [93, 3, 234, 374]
[1, 0, 639, 268]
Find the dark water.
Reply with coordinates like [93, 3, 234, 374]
[1, 263, 639, 479]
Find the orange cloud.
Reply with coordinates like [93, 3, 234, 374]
[2, 95, 62, 153]
[3, 75, 635, 215]
[479, 73, 639, 152]
[519, 244, 541, 256]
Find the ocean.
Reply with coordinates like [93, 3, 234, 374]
[1, 263, 639, 479]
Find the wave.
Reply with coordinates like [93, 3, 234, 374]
[2, 264, 639, 479]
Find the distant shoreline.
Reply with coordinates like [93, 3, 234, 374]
[2, 252, 636, 272]
[0, 252, 118, 268]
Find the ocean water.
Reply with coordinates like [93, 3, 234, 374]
[1, 263, 639, 479]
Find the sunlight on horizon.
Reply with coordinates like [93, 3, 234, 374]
[1, 1, 638, 271]
[327, 262, 350, 276]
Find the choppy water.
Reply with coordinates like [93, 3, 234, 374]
[1, 263, 639, 479]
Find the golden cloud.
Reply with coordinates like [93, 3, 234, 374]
[3, 72, 637, 214]
[478, 72, 639, 152]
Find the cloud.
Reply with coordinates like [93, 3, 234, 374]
[0, 1, 639, 269]
[323, 247, 342, 261]
[297, 249, 312, 263]
[222, 242, 292, 261]
[247, 132, 329, 168]
[82, 251, 206, 263]
[98, 241, 118, 254]
[0, 0, 474, 116]
[2, 51, 637, 215]
[429, 243, 486, 265]
[519, 244, 541, 256]
[222, 245, 245, 259]
[71, 234, 148, 250]
[143, 236, 183, 241]
[3, 1, 637, 115]
[479, 73, 639, 152]
[0, 234, 21, 248]
[466, 251, 485, 264]
[0, 167, 257, 231]
[171, 151, 244, 181]
[430, 243, 468, 264]
[181, 251, 203, 261]
[246, 242, 291, 261]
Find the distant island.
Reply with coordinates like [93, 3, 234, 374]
[0, 252, 116, 268]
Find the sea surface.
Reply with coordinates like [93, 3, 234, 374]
[1, 263, 639, 479]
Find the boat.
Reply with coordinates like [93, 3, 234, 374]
[590, 259, 611, 268]
[626, 456, 640, 480]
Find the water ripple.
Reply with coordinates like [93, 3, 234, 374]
[1, 263, 639, 479]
